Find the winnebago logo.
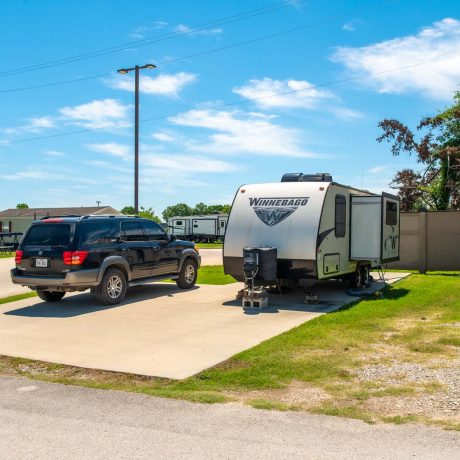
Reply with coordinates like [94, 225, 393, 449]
[249, 197, 309, 226]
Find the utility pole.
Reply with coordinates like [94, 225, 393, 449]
[117, 63, 156, 214]
[96, 200, 101, 208]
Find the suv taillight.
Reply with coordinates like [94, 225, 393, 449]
[63, 250, 88, 265]
[15, 250, 23, 264]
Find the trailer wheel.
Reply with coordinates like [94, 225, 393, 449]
[360, 265, 371, 287]
[348, 267, 363, 289]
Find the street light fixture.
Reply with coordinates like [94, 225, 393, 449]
[116, 63, 157, 214]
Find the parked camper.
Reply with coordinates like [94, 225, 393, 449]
[168, 215, 228, 242]
[223, 173, 400, 289]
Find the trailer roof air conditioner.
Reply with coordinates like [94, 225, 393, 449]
[281, 173, 332, 183]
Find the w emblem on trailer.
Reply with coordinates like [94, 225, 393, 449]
[249, 197, 309, 226]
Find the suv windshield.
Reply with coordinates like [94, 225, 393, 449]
[23, 224, 71, 247]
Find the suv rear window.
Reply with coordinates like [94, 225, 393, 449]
[23, 224, 71, 247]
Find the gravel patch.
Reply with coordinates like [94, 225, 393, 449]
[356, 360, 460, 418]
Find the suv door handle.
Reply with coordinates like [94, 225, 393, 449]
[153, 247, 160, 252]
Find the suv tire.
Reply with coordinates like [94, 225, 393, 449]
[37, 290, 66, 302]
[94, 268, 127, 305]
[176, 258, 197, 289]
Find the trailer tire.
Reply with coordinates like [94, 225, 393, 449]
[360, 265, 371, 287]
[348, 268, 363, 289]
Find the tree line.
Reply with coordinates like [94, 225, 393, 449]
[378, 91, 460, 211]
[120, 202, 231, 223]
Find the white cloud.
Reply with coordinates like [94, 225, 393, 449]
[153, 21, 168, 29]
[86, 142, 131, 160]
[143, 154, 237, 173]
[329, 107, 364, 120]
[45, 150, 66, 157]
[0, 168, 55, 181]
[1, 116, 56, 136]
[108, 72, 197, 98]
[174, 24, 222, 36]
[60, 99, 130, 129]
[170, 109, 319, 157]
[331, 18, 460, 99]
[152, 131, 175, 142]
[368, 165, 387, 174]
[233, 78, 332, 109]
[342, 23, 355, 32]
[129, 26, 148, 39]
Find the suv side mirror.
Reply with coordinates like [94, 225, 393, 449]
[169, 234, 177, 241]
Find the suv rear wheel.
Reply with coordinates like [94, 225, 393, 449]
[36, 290, 65, 302]
[176, 259, 197, 289]
[95, 268, 127, 305]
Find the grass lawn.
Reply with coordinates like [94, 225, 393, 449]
[0, 252, 14, 258]
[1, 273, 459, 430]
[196, 243, 223, 249]
[164, 265, 236, 285]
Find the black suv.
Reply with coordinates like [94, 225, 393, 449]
[11, 215, 201, 304]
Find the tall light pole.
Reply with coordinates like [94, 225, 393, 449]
[117, 63, 156, 214]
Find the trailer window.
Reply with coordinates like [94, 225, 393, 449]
[176, 221, 183, 226]
[386, 201, 398, 225]
[335, 195, 346, 238]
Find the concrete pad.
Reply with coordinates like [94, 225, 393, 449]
[199, 248, 222, 266]
[0, 273, 409, 379]
[0, 258, 29, 298]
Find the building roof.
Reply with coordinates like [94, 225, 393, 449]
[0, 206, 121, 218]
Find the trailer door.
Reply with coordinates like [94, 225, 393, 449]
[381, 193, 400, 263]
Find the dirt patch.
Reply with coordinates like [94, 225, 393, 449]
[228, 380, 330, 408]
[356, 360, 460, 420]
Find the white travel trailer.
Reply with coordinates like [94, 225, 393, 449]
[223, 173, 400, 288]
[168, 215, 228, 242]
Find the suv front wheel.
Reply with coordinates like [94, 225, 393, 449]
[176, 259, 197, 289]
[95, 268, 127, 305]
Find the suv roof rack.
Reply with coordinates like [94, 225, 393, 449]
[80, 214, 140, 219]
[39, 215, 81, 220]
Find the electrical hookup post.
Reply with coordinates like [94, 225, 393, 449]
[237, 247, 277, 309]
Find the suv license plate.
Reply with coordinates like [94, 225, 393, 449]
[35, 258, 49, 268]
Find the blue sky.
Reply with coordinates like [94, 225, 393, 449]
[1, 0, 459, 215]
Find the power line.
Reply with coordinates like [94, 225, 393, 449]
[2, 52, 459, 146]
[0, 0, 309, 78]
[0, 0, 397, 94]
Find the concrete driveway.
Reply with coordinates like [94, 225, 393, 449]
[0, 257, 29, 298]
[0, 249, 223, 300]
[0, 273, 407, 379]
[200, 248, 222, 265]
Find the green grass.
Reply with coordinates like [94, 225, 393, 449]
[1, 273, 459, 429]
[196, 243, 223, 249]
[0, 292, 36, 304]
[164, 265, 236, 285]
[0, 252, 14, 258]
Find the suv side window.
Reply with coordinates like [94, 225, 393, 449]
[78, 221, 117, 246]
[142, 220, 168, 241]
[121, 221, 146, 242]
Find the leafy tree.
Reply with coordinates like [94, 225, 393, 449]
[121, 205, 161, 222]
[138, 207, 161, 223]
[162, 203, 193, 221]
[377, 91, 460, 211]
[121, 206, 135, 215]
[16, 203, 29, 209]
[193, 202, 208, 215]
